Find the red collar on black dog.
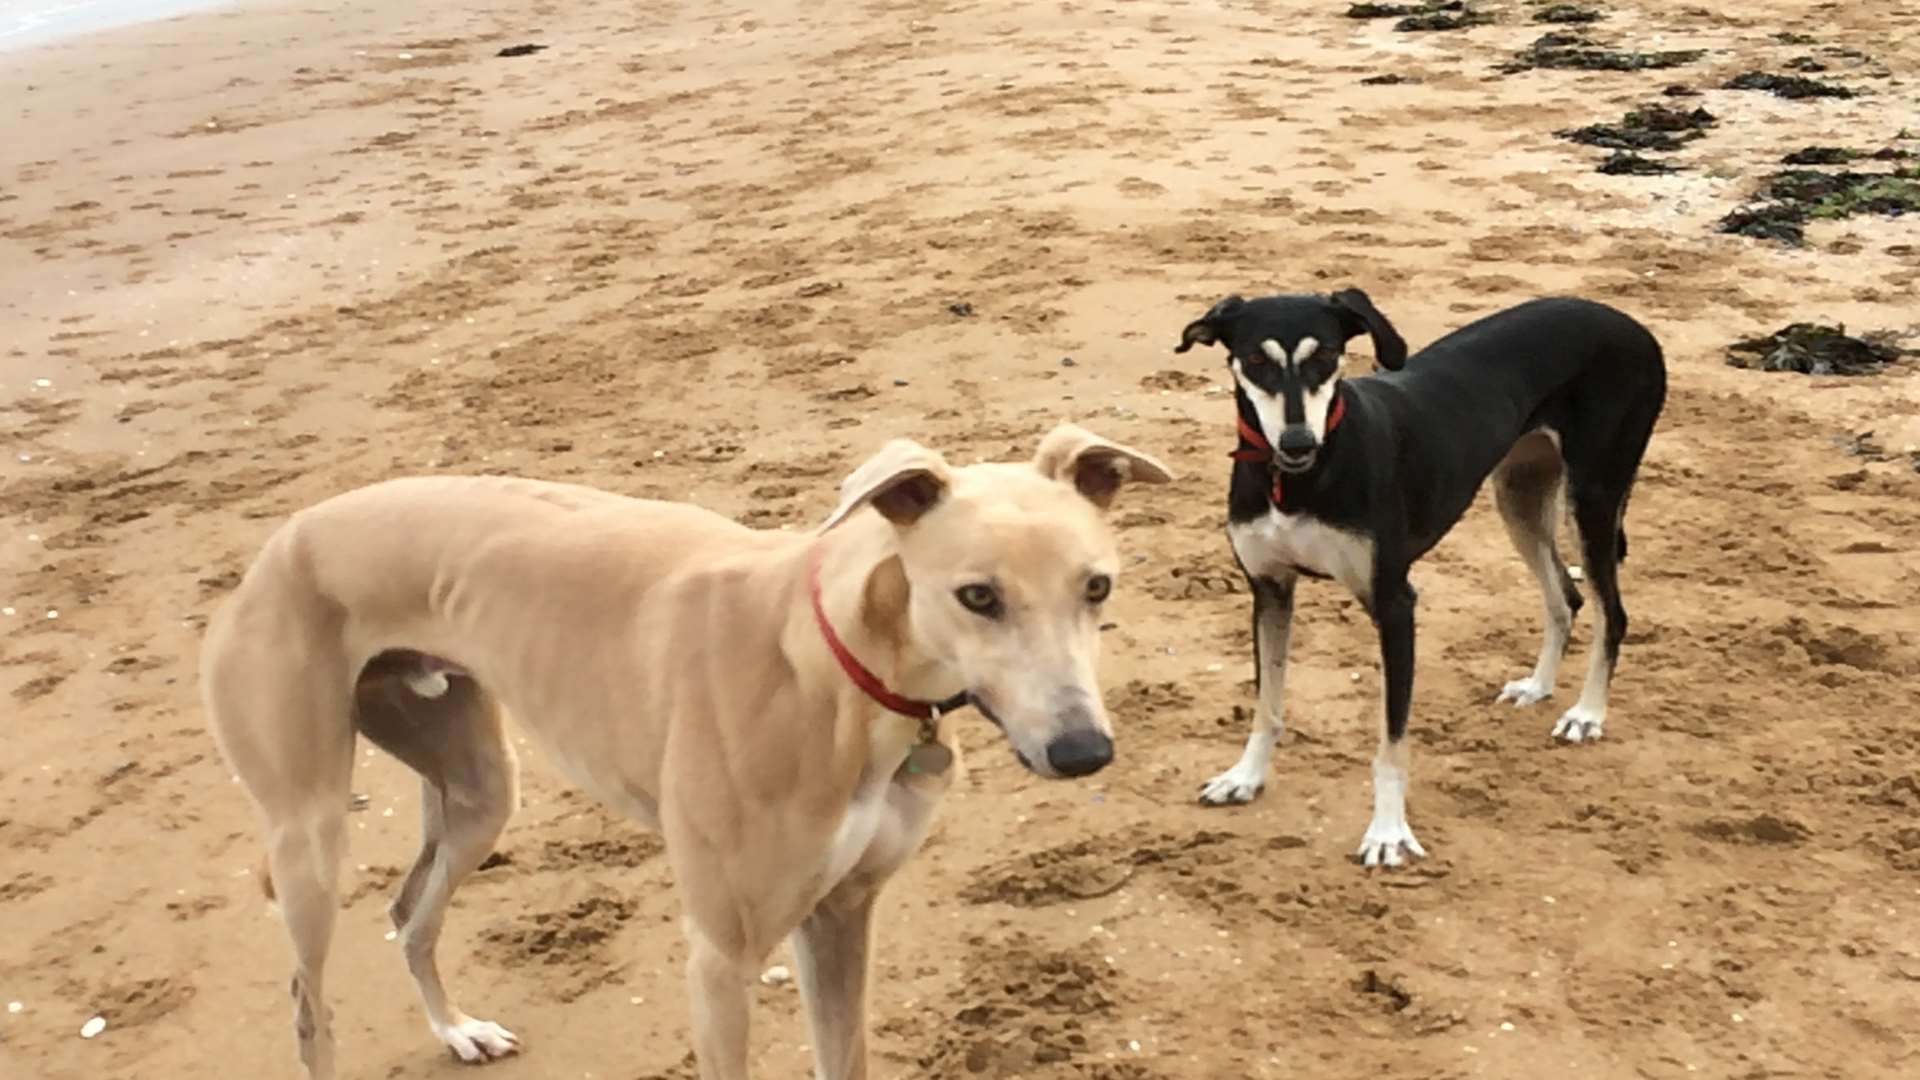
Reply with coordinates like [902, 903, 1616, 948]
[1229, 390, 1347, 505]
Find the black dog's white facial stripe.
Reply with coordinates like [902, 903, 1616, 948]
[1233, 337, 1342, 447]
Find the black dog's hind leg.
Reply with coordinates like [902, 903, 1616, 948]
[1200, 571, 1297, 806]
[1552, 485, 1629, 743]
[1492, 445, 1583, 708]
[1551, 377, 1659, 744]
[1357, 571, 1426, 868]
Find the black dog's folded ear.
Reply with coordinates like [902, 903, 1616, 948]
[1329, 288, 1408, 371]
[1174, 295, 1247, 353]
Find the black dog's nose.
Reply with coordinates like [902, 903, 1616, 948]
[1045, 729, 1114, 777]
[1277, 426, 1318, 457]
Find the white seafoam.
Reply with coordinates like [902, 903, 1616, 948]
[0, 0, 235, 50]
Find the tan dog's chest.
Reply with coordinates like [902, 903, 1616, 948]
[834, 774, 949, 894]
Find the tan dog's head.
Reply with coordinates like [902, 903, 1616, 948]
[820, 423, 1174, 779]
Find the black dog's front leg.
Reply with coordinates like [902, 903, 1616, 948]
[1356, 572, 1426, 868]
[1199, 571, 1296, 806]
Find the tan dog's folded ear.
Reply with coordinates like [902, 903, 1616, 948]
[1032, 423, 1176, 510]
[819, 438, 953, 532]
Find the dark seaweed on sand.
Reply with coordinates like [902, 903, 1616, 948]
[1534, 4, 1604, 23]
[1558, 104, 1715, 152]
[1719, 166, 1920, 245]
[1500, 31, 1705, 73]
[1598, 151, 1676, 175]
[1723, 71, 1854, 99]
[1718, 205, 1808, 245]
[1346, 1, 1461, 17]
[1783, 146, 1857, 166]
[1726, 324, 1909, 377]
[1360, 73, 1418, 85]
[1768, 168, 1920, 214]
[1397, 9, 1492, 31]
[1343, 0, 1490, 28]
[1780, 146, 1911, 165]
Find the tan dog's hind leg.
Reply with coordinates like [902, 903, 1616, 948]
[203, 614, 355, 1080]
[354, 674, 522, 1062]
[791, 886, 877, 1080]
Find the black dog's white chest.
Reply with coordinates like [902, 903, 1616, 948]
[1228, 507, 1374, 595]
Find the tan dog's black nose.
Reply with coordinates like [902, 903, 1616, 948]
[1045, 730, 1113, 777]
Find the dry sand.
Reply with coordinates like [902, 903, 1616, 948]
[3, 0, 1919, 1077]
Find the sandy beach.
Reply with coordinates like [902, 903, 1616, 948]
[3, 0, 1918, 1077]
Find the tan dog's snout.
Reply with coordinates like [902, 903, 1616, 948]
[983, 685, 1113, 779]
[1043, 713, 1113, 778]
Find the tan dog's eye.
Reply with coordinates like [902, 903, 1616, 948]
[954, 583, 1001, 618]
[1085, 575, 1112, 604]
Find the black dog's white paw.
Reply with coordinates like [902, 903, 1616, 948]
[1197, 765, 1266, 806]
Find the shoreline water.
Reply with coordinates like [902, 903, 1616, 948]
[0, 0, 233, 50]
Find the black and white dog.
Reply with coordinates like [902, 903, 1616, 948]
[1174, 289, 1666, 867]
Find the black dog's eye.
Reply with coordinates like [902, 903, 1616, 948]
[955, 583, 1001, 617]
[1085, 575, 1112, 604]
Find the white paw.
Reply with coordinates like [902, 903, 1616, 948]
[1496, 676, 1552, 707]
[1551, 708, 1604, 744]
[434, 1017, 521, 1063]
[1355, 820, 1427, 869]
[1198, 762, 1267, 806]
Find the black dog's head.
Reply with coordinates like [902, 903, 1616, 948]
[1174, 288, 1406, 474]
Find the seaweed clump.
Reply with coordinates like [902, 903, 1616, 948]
[1783, 146, 1855, 166]
[1717, 166, 1920, 245]
[1346, 1, 1459, 17]
[1598, 152, 1675, 175]
[1781, 146, 1912, 165]
[1345, 1, 1490, 30]
[1398, 9, 1492, 31]
[1558, 103, 1716, 152]
[1500, 31, 1705, 74]
[1534, 4, 1604, 23]
[1726, 324, 1909, 377]
[1723, 71, 1855, 99]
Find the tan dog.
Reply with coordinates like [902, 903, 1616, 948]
[201, 423, 1173, 1080]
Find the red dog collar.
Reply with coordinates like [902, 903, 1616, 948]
[808, 546, 967, 721]
[1228, 391, 1346, 505]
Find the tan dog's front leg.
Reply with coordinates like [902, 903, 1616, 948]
[791, 886, 878, 1080]
[687, 928, 753, 1080]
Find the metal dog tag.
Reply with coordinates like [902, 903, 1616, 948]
[904, 740, 953, 777]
